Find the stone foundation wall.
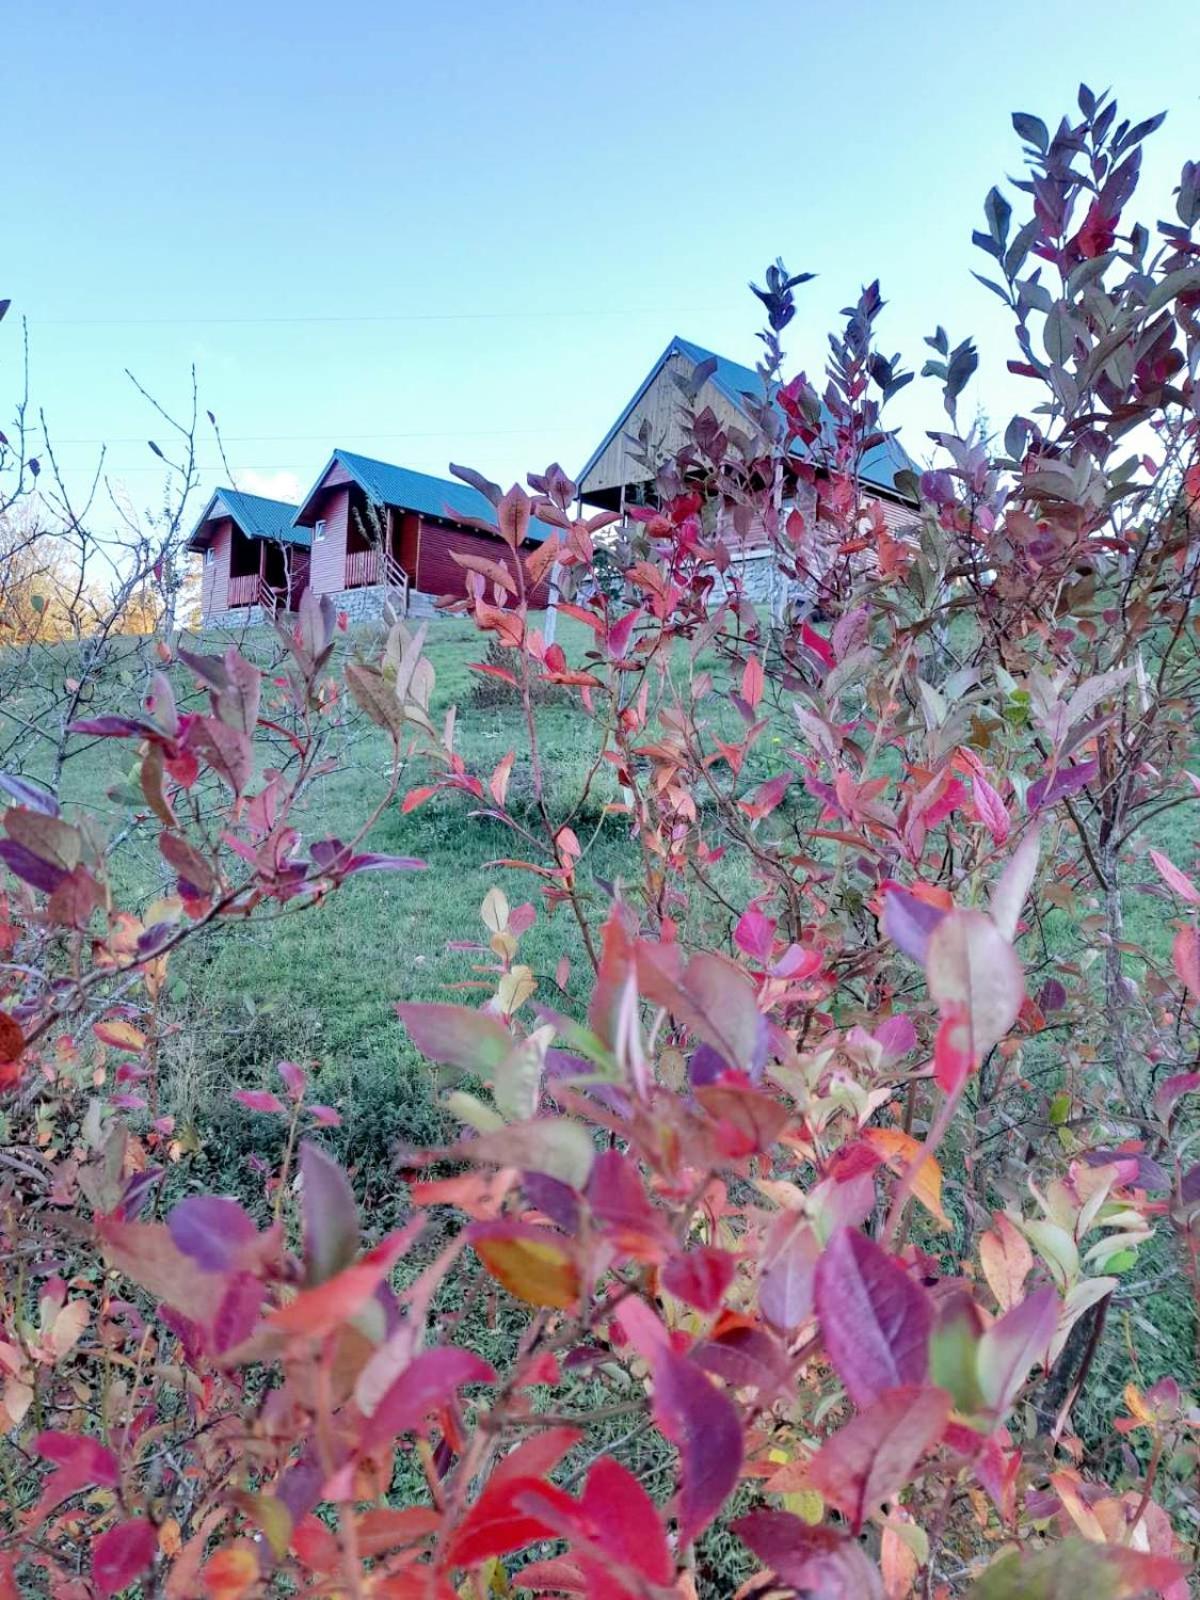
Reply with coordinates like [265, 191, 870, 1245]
[202, 587, 440, 630]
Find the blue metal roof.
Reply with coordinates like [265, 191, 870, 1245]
[579, 335, 916, 498]
[295, 449, 552, 543]
[186, 489, 309, 550]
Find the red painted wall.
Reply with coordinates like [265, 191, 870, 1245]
[415, 521, 551, 608]
[199, 519, 232, 617]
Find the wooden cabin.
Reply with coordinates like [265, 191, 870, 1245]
[577, 337, 920, 609]
[290, 449, 556, 620]
[187, 490, 310, 626]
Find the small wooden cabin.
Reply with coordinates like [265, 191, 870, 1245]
[291, 449, 556, 616]
[578, 334, 920, 533]
[188, 490, 310, 625]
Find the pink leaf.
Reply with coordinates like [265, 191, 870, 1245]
[1150, 849, 1200, 904]
[990, 829, 1040, 941]
[395, 1002, 513, 1076]
[233, 1089, 287, 1115]
[362, 1346, 496, 1449]
[814, 1230, 932, 1407]
[972, 772, 1011, 844]
[806, 1385, 951, 1532]
[976, 1285, 1059, 1418]
[1173, 926, 1200, 999]
[1155, 1072, 1200, 1121]
[734, 907, 777, 964]
[278, 1059, 307, 1100]
[733, 1511, 884, 1598]
[925, 909, 1024, 1058]
[92, 1517, 158, 1598]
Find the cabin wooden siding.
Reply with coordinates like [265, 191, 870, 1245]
[583, 350, 755, 502]
[307, 483, 353, 594]
[199, 519, 232, 615]
[415, 522, 551, 608]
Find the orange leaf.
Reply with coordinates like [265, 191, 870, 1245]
[201, 1545, 258, 1600]
[978, 1212, 1032, 1313]
[93, 1019, 147, 1053]
[862, 1128, 950, 1229]
[472, 1224, 580, 1309]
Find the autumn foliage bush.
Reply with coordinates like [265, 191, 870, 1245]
[2, 85, 1200, 1598]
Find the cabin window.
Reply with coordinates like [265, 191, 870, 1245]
[314, 519, 327, 542]
[204, 546, 215, 567]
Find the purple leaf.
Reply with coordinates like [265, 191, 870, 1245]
[68, 715, 154, 738]
[299, 1141, 360, 1286]
[733, 1511, 884, 1598]
[1027, 759, 1097, 812]
[882, 887, 948, 963]
[167, 1195, 257, 1273]
[651, 1342, 743, 1545]
[0, 839, 68, 893]
[0, 772, 59, 815]
[340, 852, 428, 874]
[1155, 1072, 1200, 1121]
[814, 1229, 933, 1406]
[1038, 978, 1067, 1013]
[873, 1013, 918, 1064]
[758, 1219, 819, 1330]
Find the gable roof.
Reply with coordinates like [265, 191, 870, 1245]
[293, 449, 552, 542]
[186, 488, 309, 551]
[578, 334, 916, 500]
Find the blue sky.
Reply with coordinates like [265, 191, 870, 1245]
[4, 0, 1198, 521]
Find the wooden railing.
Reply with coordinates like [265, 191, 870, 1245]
[344, 547, 382, 589]
[344, 547, 409, 614]
[227, 573, 259, 608]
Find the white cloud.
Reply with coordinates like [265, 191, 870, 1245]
[233, 467, 304, 504]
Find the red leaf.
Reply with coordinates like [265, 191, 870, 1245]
[93, 1518, 158, 1598]
[741, 655, 764, 710]
[814, 1229, 932, 1406]
[445, 1429, 581, 1567]
[402, 785, 439, 813]
[661, 1246, 736, 1314]
[806, 1385, 950, 1532]
[268, 1222, 422, 1339]
[604, 606, 643, 661]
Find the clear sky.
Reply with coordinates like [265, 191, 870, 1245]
[4, 0, 1198, 523]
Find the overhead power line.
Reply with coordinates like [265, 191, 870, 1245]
[35, 305, 718, 328]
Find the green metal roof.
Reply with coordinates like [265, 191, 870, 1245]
[578, 334, 916, 498]
[294, 449, 553, 543]
[186, 489, 309, 550]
